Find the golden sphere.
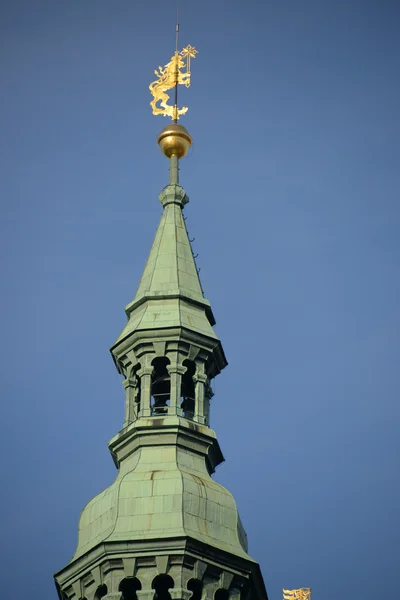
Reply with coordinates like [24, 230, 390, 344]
[158, 123, 192, 158]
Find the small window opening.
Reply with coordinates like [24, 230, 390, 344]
[151, 357, 170, 416]
[215, 590, 230, 600]
[94, 584, 108, 600]
[187, 579, 203, 600]
[152, 574, 174, 600]
[119, 577, 142, 600]
[181, 360, 196, 420]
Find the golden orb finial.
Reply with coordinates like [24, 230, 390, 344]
[157, 123, 192, 158]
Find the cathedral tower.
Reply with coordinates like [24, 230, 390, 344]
[54, 39, 268, 600]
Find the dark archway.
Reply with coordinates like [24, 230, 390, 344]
[215, 590, 230, 600]
[119, 577, 142, 600]
[152, 574, 175, 600]
[187, 578, 203, 600]
[181, 359, 196, 419]
[151, 357, 171, 415]
[94, 584, 108, 600]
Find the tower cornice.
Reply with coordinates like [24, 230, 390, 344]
[124, 292, 216, 326]
[111, 325, 227, 379]
[108, 416, 224, 473]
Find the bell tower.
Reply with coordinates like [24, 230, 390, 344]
[54, 38, 268, 600]
[113, 122, 225, 431]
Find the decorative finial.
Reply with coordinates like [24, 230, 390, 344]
[149, 25, 197, 161]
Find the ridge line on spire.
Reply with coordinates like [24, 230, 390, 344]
[183, 213, 205, 296]
[145, 210, 167, 296]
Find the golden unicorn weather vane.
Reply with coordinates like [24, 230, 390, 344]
[283, 589, 312, 600]
[149, 21, 198, 122]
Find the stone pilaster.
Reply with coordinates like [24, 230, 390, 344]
[193, 364, 208, 425]
[138, 364, 154, 418]
[123, 375, 140, 426]
[137, 590, 155, 600]
[167, 362, 187, 416]
[171, 589, 192, 600]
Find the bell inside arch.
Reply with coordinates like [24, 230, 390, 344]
[181, 359, 196, 420]
[151, 357, 171, 415]
[152, 374, 170, 414]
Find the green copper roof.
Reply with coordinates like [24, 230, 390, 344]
[114, 184, 217, 347]
[125, 184, 213, 316]
[133, 186, 204, 306]
[71, 419, 251, 562]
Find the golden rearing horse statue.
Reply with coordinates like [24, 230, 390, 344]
[149, 45, 198, 120]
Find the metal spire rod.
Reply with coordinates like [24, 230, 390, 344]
[170, 8, 180, 191]
[175, 9, 179, 52]
[173, 13, 179, 122]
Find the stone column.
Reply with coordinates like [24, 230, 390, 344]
[204, 581, 219, 600]
[122, 375, 139, 426]
[167, 363, 186, 416]
[229, 589, 241, 600]
[137, 364, 154, 418]
[137, 590, 156, 600]
[193, 364, 208, 424]
[171, 589, 192, 600]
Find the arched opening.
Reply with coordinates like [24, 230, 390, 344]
[187, 578, 203, 600]
[151, 357, 170, 416]
[119, 577, 142, 600]
[94, 584, 108, 600]
[181, 359, 196, 419]
[152, 574, 174, 600]
[215, 590, 230, 600]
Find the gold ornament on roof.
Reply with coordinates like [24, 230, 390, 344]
[149, 45, 198, 121]
[283, 589, 311, 600]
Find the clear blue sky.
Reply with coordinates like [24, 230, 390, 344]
[1, 1, 399, 599]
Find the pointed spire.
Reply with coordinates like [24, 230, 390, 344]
[116, 121, 217, 346]
[115, 180, 217, 350]
[127, 183, 210, 313]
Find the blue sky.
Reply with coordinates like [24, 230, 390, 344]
[1, 1, 399, 599]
